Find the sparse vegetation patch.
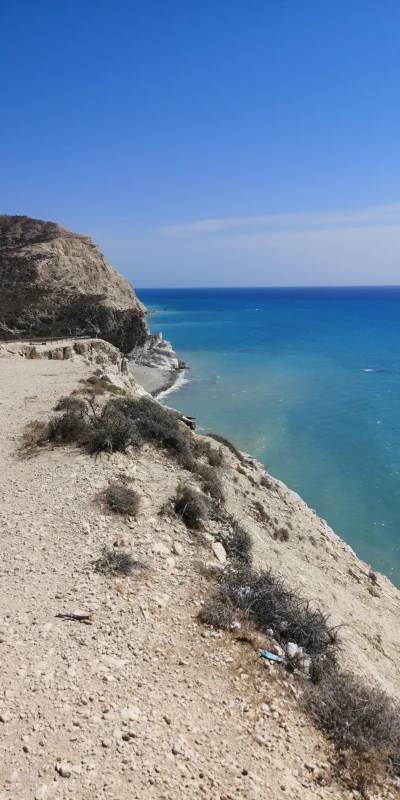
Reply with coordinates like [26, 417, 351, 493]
[104, 483, 140, 515]
[94, 547, 145, 576]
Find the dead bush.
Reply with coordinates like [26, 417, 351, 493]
[104, 483, 140, 515]
[94, 547, 144, 576]
[205, 432, 245, 462]
[53, 396, 87, 413]
[199, 566, 339, 678]
[20, 420, 47, 452]
[303, 671, 400, 779]
[174, 484, 210, 529]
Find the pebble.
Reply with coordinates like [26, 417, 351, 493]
[56, 762, 72, 778]
[34, 785, 48, 800]
[172, 542, 183, 555]
[165, 556, 176, 569]
[0, 711, 11, 723]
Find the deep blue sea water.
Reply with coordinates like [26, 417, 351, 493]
[136, 287, 400, 587]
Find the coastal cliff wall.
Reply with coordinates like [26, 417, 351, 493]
[0, 215, 148, 352]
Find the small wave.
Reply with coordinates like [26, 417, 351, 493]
[155, 370, 189, 402]
[364, 368, 390, 373]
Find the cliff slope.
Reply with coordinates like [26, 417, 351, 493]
[0, 215, 147, 352]
[0, 342, 399, 799]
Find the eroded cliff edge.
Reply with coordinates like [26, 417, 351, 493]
[0, 215, 148, 352]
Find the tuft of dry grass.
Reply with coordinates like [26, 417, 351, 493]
[104, 483, 140, 515]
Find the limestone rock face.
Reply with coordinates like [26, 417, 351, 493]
[0, 215, 148, 352]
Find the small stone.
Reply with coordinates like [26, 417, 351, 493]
[153, 542, 171, 556]
[56, 762, 72, 778]
[286, 642, 300, 660]
[0, 712, 11, 723]
[165, 557, 176, 569]
[260, 704, 270, 714]
[82, 522, 91, 535]
[34, 785, 48, 800]
[172, 542, 183, 555]
[211, 542, 227, 563]
[172, 742, 183, 755]
[101, 739, 112, 748]
[121, 705, 141, 723]
[102, 656, 128, 670]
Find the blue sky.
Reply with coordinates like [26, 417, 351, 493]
[1, 1, 400, 286]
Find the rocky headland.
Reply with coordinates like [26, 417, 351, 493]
[0, 215, 145, 354]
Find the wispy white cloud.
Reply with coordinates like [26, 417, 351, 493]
[160, 203, 400, 237]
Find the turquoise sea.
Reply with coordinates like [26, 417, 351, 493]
[136, 287, 400, 587]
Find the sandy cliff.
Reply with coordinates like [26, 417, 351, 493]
[0, 216, 147, 352]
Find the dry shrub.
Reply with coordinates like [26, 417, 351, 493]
[186, 460, 225, 501]
[174, 484, 210, 529]
[199, 566, 339, 679]
[218, 518, 252, 566]
[86, 405, 140, 454]
[274, 526, 290, 542]
[110, 396, 192, 462]
[252, 499, 270, 523]
[20, 419, 47, 452]
[303, 671, 400, 784]
[205, 432, 245, 462]
[104, 483, 140, 515]
[191, 436, 225, 467]
[47, 400, 90, 444]
[94, 547, 144, 576]
[260, 472, 273, 489]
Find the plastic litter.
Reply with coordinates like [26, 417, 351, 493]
[229, 621, 241, 631]
[258, 649, 284, 663]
